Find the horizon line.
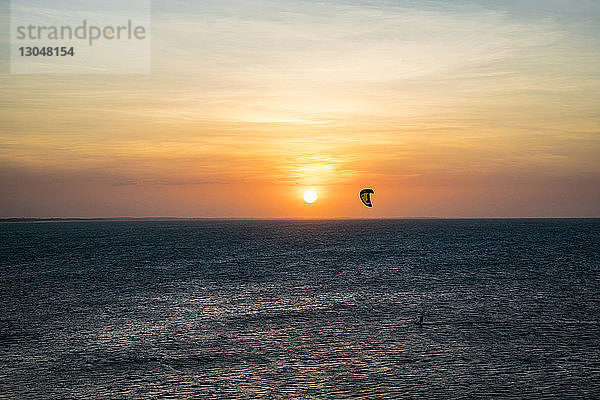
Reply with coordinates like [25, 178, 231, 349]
[1, 216, 599, 223]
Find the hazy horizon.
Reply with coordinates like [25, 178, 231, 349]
[2, 215, 599, 221]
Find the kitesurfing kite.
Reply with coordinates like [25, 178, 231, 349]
[359, 188, 374, 207]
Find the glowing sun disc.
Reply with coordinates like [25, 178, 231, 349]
[303, 191, 318, 204]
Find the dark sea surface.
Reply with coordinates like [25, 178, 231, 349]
[1, 219, 599, 399]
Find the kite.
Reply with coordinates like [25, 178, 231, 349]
[359, 188, 374, 207]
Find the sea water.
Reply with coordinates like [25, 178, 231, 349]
[1, 219, 599, 398]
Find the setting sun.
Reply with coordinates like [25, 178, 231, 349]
[303, 191, 318, 204]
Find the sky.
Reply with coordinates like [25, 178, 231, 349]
[1, 0, 599, 218]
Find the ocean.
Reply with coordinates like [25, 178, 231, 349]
[1, 219, 599, 399]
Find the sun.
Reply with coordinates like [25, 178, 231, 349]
[303, 190, 318, 204]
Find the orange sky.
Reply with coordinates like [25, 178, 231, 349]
[1, 0, 599, 218]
